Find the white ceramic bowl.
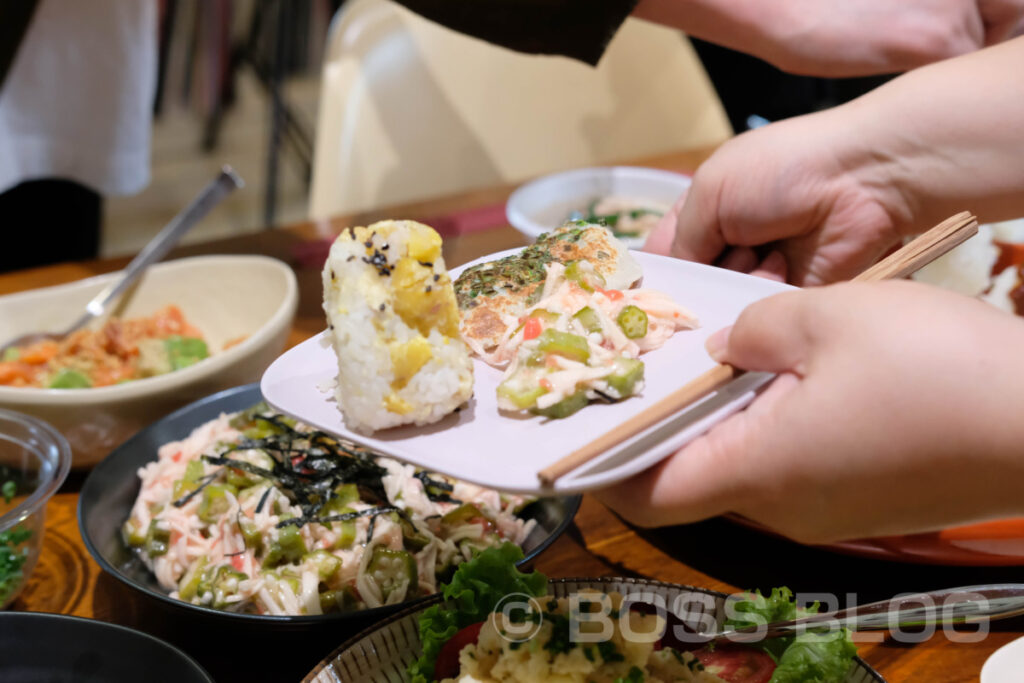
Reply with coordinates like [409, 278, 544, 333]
[506, 166, 692, 248]
[0, 255, 298, 466]
[982, 635, 1024, 683]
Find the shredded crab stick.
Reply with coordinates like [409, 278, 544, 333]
[490, 262, 698, 418]
[124, 404, 537, 616]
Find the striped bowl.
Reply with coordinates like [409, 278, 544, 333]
[304, 577, 886, 682]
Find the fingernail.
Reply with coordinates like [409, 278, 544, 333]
[705, 326, 732, 362]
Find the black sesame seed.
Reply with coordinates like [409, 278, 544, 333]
[346, 255, 355, 262]
[433, 274, 440, 282]
[364, 240, 373, 248]
[382, 244, 389, 250]
[425, 285, 432, 292]
[379, 303, 386, 311]
[419, 261, 433, 268]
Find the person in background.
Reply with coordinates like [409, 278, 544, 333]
[0, 0, 156, 273]
[596, 36, 1024, 544]
[394, 0, 1023, 73]
[391, 0, 1024, 133]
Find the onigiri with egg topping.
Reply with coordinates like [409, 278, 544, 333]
[322, 220, 473, 433]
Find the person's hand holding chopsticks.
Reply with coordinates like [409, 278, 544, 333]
[594, 281, 1024, 542]
[599, 38, 1024, 540]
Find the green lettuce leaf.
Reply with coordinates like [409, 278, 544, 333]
[407, 542, 547, 683]
[725, 587, 856, 682]
[725, 587, 805, 660]
[768, 631, 858, 683]
[726, 586, 802, 627]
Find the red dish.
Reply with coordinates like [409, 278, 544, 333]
[730, 517, 1024, 566]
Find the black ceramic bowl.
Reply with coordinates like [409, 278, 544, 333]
[0, 612, 213, 682]
[79, 384, 580, 626]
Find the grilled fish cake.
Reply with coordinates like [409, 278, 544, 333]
[454, 223, 641, 356]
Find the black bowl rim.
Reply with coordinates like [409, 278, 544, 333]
[0, 610, 215, 682]
[78, 383, 581, 626]
[302, 576, 887, 683]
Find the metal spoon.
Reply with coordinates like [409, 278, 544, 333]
[0, 166, 243, 354]
[704, 584, 1024, 645]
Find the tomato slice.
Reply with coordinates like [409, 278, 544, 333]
[693, 645, 776, 683]
[434, 621, 484, 680]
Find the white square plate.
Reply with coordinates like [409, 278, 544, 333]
[261, 250, 794, 495]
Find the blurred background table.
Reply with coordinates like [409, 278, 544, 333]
[6, 147, 1023, 682]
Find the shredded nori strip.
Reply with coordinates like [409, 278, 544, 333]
[255, 486, 273, 515]
[278, 504, 400, 530]
[171, 473, 219, 508]
[205, 413, 389, 529]
[366, 506, 402, 542]
[413, 471, 462, 504]
[203, 455, 276, 480]
[414, 471, 452, 492]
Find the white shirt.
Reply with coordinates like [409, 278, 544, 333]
[0, 0, 156, 196]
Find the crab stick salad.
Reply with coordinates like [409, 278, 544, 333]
[124, 403, 536, 616]
[492, 260, 697, 418]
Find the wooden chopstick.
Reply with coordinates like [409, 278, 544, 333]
[537, 211, 978, 487]
[853, 211, 978, 282]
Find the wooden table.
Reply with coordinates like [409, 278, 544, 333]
[7, 147, 1022, 682]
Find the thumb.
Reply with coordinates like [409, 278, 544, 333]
[705, 290, 816, 375]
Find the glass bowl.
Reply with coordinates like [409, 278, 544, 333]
[0, 408, 71, 608]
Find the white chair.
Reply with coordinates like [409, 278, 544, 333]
[309, 0, 731, 219]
